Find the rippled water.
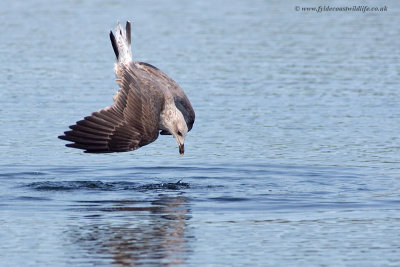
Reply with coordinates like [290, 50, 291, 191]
[1, 0, 400, 266]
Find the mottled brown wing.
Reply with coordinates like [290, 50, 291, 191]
[137, 62, 195, 132]
[59, 64, 163, 153]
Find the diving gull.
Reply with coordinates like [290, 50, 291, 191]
[58, 21, 195, 155]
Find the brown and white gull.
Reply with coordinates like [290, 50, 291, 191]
[59, 21, 195, 155]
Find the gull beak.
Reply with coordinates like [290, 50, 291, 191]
[179, 143, 184, 156]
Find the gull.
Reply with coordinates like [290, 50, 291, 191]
[59, 21, 195, 155]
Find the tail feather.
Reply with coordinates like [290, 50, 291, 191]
[110, 21, 132, 64]
[109, 31, 119, 59]
[126, 21, 131, 46]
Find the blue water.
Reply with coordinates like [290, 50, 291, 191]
[1, 0, 400, 266]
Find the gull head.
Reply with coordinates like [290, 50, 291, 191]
[160, 104, 188, 156]
[173, 116, 188, 156]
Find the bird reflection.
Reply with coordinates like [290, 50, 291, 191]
[68, 195, 192, 266]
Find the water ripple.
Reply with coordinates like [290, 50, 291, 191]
[26, 180, 190, 192]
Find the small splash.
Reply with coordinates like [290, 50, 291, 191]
[138, 180, 190, 190]
[28, 181, 114, 191]
[26, 180, 189, 191]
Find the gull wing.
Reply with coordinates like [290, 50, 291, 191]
[59, 64, 163, 153]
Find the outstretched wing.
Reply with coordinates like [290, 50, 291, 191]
[137, 62, 195, 132]
[59, 64, 163, 153]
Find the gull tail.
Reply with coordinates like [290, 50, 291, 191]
[110, 21, 132, 64]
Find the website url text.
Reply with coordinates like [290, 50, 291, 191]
[295, 5, 388, 13]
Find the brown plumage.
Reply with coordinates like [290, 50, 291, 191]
[59, 21, 195, 154]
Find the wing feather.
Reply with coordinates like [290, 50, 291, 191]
[59, 63, 163, 153]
